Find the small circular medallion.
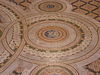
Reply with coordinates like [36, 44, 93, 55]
[33, 0, 72, 13]
[38, 1, 64, 12]
[31, 64, 78, 75]
[36, 65, 71, 75]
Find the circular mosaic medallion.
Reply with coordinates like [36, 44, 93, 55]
[31, 64, 78, 75]
[33, 0, 70, 13]
[27, 20, 79, 51]
[38, 1, 63, 12]
[22, 13, 99, 63]
[36, 66, 72, 75]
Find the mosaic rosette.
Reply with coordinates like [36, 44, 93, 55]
[31, 64, 78, 75]
[31, 0, 72, 13]
[21, 12, 99, 63]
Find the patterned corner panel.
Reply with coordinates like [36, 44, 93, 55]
[9, 0, 33, 10]
[86, 58, 100, 75]
[69, 0, 100, 22]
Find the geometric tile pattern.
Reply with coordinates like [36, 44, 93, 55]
[70, 0, 100, 22]
[0, 0, 100, 75]
[9, 0, 33, 10]
[9, 0, 100, 22]
[86, 58, 100, 75]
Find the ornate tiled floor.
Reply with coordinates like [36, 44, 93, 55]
[0, 0, 100, 75]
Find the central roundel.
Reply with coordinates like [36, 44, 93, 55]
[27, 20, 78, 51]
[44, 30, 60, 38]
[38, 26, 67, 42]
[23, 13, 98, 62]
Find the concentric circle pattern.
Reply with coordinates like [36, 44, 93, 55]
[27, 19, 83, 51]
[22, 13, 98, 62]
[36, 66, 72, 75]
[33, 0, 72, 13]
[0, 0, 100, 75]
[38, 1, 63, 12]
[31, 64, 78, 75]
